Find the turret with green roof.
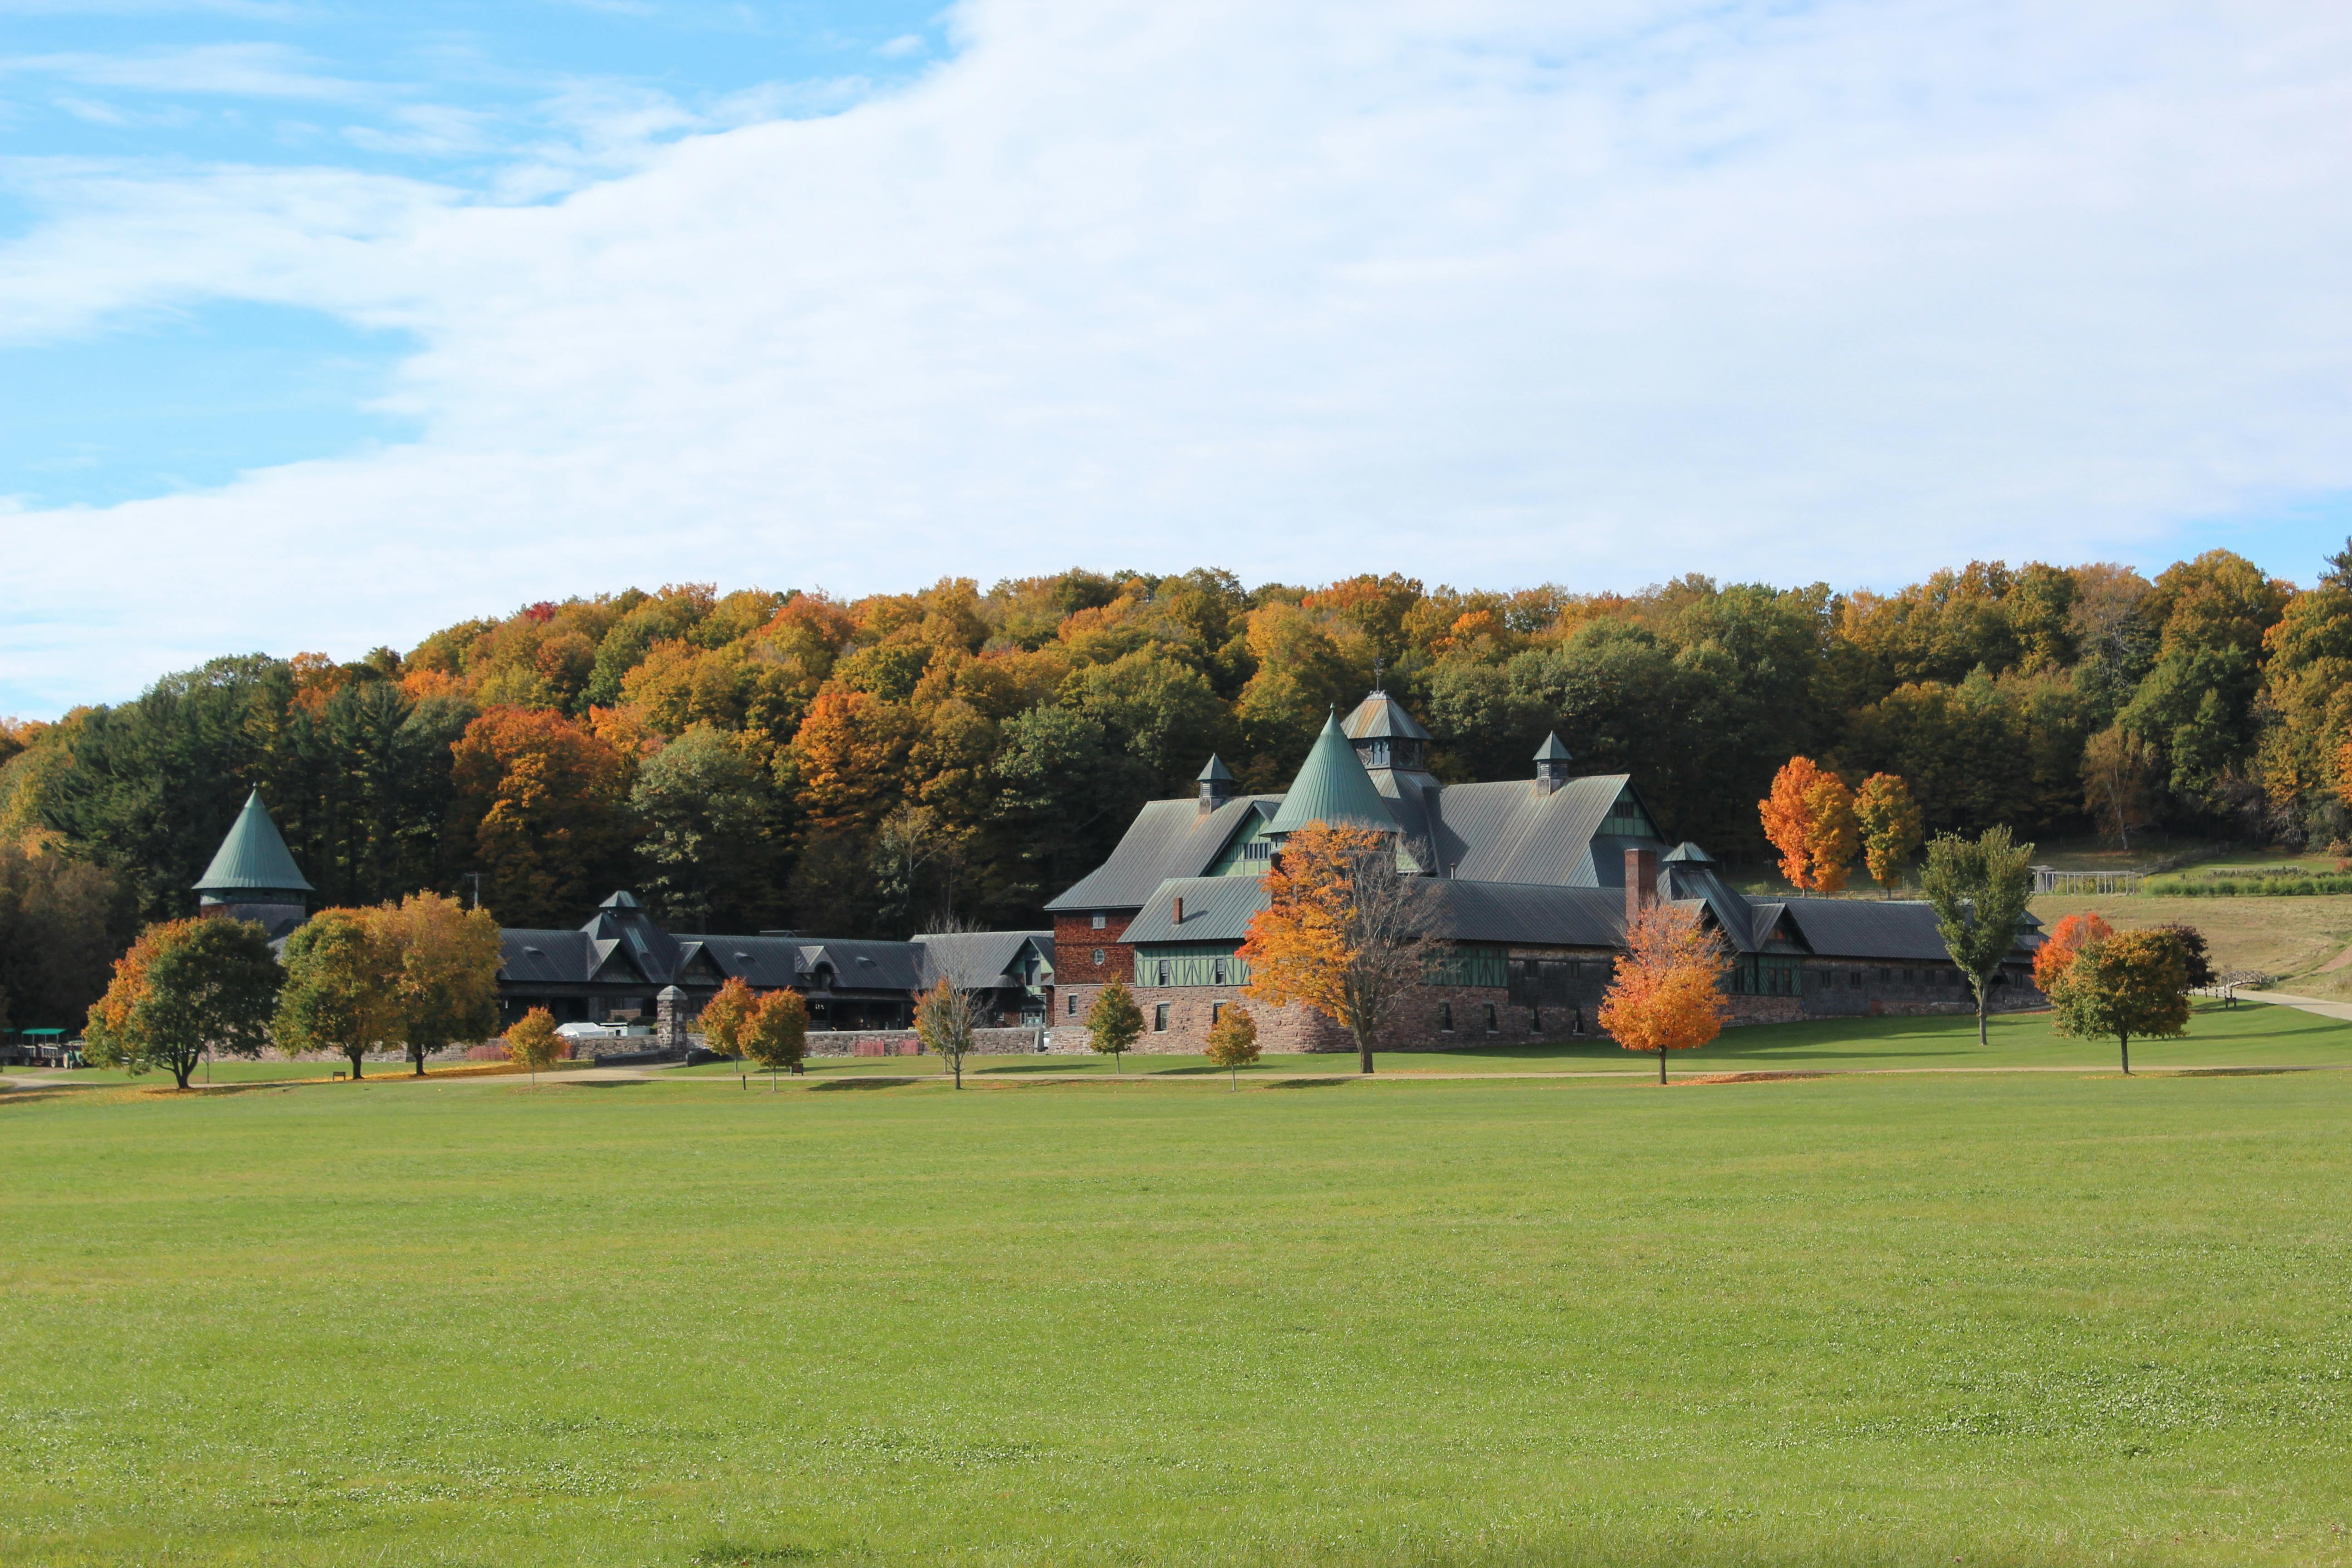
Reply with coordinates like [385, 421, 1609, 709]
[1266, 713, 1400, 838]
[193, 789, 313, 937]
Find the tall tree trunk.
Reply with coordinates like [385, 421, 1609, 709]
[2120, 1033, 2130, 1076]
[1658, 1046, 1667, 1085]
[1977, 977, 1990, 1048]
[349, 1048, 364, 1082]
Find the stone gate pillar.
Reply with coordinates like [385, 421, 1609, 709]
[657, 985, 688, 1055]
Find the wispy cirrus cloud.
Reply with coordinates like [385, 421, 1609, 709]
[0, 42, 364, 100]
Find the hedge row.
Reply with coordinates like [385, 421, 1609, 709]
[2151, 874, 2352, 897]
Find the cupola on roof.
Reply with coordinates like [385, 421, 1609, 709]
[1340, 691, 1433, 743]
[193, 789, 314, 895]
[1268, 714, 1399, 836]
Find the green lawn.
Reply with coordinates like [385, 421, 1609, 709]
[5, 1013, 2351, 1566]
[673, 998, 2346, 1081]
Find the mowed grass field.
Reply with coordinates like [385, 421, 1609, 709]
[5, 1007, 2352, 1567]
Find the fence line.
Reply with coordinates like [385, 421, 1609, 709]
[2031, 867, 2143, 896]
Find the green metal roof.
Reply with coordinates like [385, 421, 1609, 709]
[193, 789, 314, 895]
[1534, 732, 1572, 761]
[1268, 714, 1399, 836]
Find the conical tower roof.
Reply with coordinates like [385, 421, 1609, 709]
[1268, 714, 1399, 836]
[1534, 732, 1572, 762]
[193, 789, 313, 895]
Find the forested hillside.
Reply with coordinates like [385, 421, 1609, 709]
[4, 552, 2349, 1020]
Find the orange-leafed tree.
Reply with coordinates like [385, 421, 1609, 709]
[787, 687, 918, 834]
[1597, 901, 1731, 1084]
[449, 706, 634, 927]
[1759, 757, 1859, 892]
[1240, 821, 1436, 1075]
[2032, 911, 2116, 993]
[1852, 772, 1923, 894]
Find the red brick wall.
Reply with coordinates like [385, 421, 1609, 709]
[1052, 912, 1137, 992]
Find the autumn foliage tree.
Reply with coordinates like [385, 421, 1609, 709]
[741, 988, 808, 1090]
[1596, 901, 1731, 1084]
[504, 1006, 563, 1086]
[83, 917, 282, 1090]
[1240, 821, 1437, 1074]
[2048, 928, 2191, 1074]
[1852, 773, 1923, 893]
[1759, 757, 1858, 892]
[449, 706, 633, 927]
[2032, 911, 2116, 992]
[275, 907, 405, 1080]
[374, 892, 503, 1074]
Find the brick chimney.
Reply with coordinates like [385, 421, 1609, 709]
[1172, 895, 1185, 926]
[1624, 847, 1658, 928]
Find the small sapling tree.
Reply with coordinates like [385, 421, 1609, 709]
[914, 977, 984, 1088]
[1205, 1004, 1259, 1089]
[1597, 901, 1730, 1084]
[1240, 820, 1438, 1074]
[276, 908, 406, 1080]
[2048, 929, 2191, 1075]
[1088, 980, 1143, 1073]
[505, 1007, 563, 1086]
[700, 975, 757, 1088]
[742, 988, 808, 1091]
[1921, 825, 2037, 1047]
[84, 918, 281, 1090]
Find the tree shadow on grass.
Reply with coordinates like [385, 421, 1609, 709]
[809, 1077, 920, 1091]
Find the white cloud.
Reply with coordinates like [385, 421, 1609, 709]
[3, 0, 2352, 713]
[0, 42, 362, 100]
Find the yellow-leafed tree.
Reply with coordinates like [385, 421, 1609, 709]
[1597, 901, 1731, 1084]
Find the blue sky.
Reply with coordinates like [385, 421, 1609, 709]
[2, 0, 944, 506]
[3, 0, 2350, 716]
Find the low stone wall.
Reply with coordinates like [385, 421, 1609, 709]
[802, 1026, 1049, 1058]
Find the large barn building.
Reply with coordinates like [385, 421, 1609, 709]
[187, 686, 2042, 1055]
[1044, 690, 2045, 1053]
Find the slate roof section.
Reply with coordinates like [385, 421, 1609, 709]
[1417, 774, 1662, 886]
[1044, 794, 1281, 912]
[498, 930, 596, 985]
[1120, 877, 1270, 944]
[1777, 899, 2041, 963]
[912, 930, 1053, 988]
[798, 940, 930, 993]
[1427, 881, 1627, 947]
[194, 789, 314, 895]
[1268, 714, 1401, 836]
[495, 896, 1039, 996]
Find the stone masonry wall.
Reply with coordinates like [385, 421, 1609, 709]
[800, 1026, 1049, 1058]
